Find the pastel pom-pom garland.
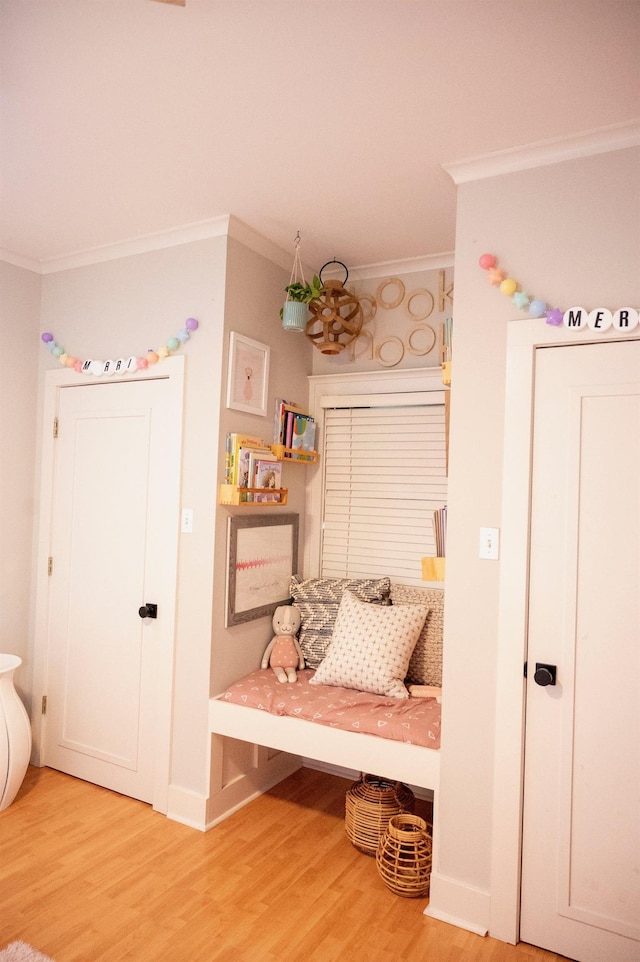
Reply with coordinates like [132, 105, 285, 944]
[41, 317, 199, 376]
[478, 255, 639, 333]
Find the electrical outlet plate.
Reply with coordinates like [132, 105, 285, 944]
[181, 508, 194, 533]
[479, 526, 499, 560]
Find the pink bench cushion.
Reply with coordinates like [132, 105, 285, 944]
[221, 668, 441, 750]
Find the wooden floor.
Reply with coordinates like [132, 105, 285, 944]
[0, 766, 571, 962]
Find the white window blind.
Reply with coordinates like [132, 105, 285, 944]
[320, 395, 447, 586]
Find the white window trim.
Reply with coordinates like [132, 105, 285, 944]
[304, 367, 446, 577]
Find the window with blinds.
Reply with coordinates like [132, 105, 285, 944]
[320, 395, 447, 586]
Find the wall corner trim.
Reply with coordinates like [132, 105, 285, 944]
[424, 872, 490, 938]
[442, 119, 640, 186]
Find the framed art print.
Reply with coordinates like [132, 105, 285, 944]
[226, 513, 299, 626]
[226, 331, 270, 416]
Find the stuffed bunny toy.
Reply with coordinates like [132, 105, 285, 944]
[261, 604, 304, 683]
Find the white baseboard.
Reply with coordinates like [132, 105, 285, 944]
[302, 757, 434, 803]
[205, 752, 302, 829]
[302, 757, 359, 781]
[166, 784, 209, 831]
[424, 872, 490, 937]
[168, 752, 435, 833]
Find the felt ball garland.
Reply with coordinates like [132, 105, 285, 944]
[41, 317, 199, 376]
[478, 254, 639, 333]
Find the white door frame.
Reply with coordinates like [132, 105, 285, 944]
[489, 320, 640, 943]
[31, 357, 185, 814]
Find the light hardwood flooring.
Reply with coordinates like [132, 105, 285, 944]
[0, 766, 571, 962]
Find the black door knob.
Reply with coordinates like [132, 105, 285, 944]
[138, 603, 158, 619]
[534, 663, 557, 687]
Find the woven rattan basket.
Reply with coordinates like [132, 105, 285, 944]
[376, 813, 433, 898]
[345, 774, 415, 856]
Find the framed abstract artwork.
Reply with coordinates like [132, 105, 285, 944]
[226, 513, 299, 626]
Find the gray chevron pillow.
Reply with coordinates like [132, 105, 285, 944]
[290, 575, 391, 669]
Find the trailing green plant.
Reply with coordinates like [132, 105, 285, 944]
[286, 275, 323, 303]
[280, 275, 323, 319]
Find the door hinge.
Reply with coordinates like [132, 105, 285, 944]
[48, 557, 53, 576]
[42, 695, 47, 715]
[53, 417, 59, 438]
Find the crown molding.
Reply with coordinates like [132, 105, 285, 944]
[332, 251, 455, 280]
[0, 214, 296, 276]
[443, 120, 640, 186]
[35, 216, 234, 274]
[1, 215, 453, 279]
[0, 247, 42, 273]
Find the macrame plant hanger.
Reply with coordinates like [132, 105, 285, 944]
[281, 231, 309, 332]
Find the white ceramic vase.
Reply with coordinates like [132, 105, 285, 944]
[0, 654, 32, 811]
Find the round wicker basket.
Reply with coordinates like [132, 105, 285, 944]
[376, 813, 433, 898]
[345, 774, 415, 856]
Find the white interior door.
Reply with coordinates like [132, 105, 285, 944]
[44, 369, 183, 808]
[521, 340, 640, 961]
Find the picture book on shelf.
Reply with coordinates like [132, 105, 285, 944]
[273, 398, 316, 457]
[225, 432, 268, 488]
[253, 458, 283, 502]
[273, 398, 306, 447]
[291, 414, 315, 452]
[237, 444, 266, 490]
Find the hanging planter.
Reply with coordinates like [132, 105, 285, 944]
[282, 300, 309, 332]
[281, 232, 323, 332]
[305, 259, 363, 354]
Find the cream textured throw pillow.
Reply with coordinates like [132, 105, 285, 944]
[390, 584, 444, 687]
[309, 590, 428, 699]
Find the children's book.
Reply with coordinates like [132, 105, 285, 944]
[226, 433, 265, 486]
[253, 458, 283, 502]
[273, 398, 306, 446]
[291, 414, 315, 452]
[248, 449, 277, 486]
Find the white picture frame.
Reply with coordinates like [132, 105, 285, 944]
[226, 331, 270, 417]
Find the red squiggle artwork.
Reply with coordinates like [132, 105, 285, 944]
[236, 554, 291, 571]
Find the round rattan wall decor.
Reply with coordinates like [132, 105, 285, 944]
[345, 774, 415, 856]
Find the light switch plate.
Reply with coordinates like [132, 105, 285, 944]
[181, 508, 194, 534]
[479, 526, 499, 560]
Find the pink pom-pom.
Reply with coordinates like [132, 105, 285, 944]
[479, 254, 496, 270]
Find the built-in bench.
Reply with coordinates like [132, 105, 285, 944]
[207, 581, 444, 827]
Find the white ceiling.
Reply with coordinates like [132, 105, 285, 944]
[1, 0, 639, 271]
